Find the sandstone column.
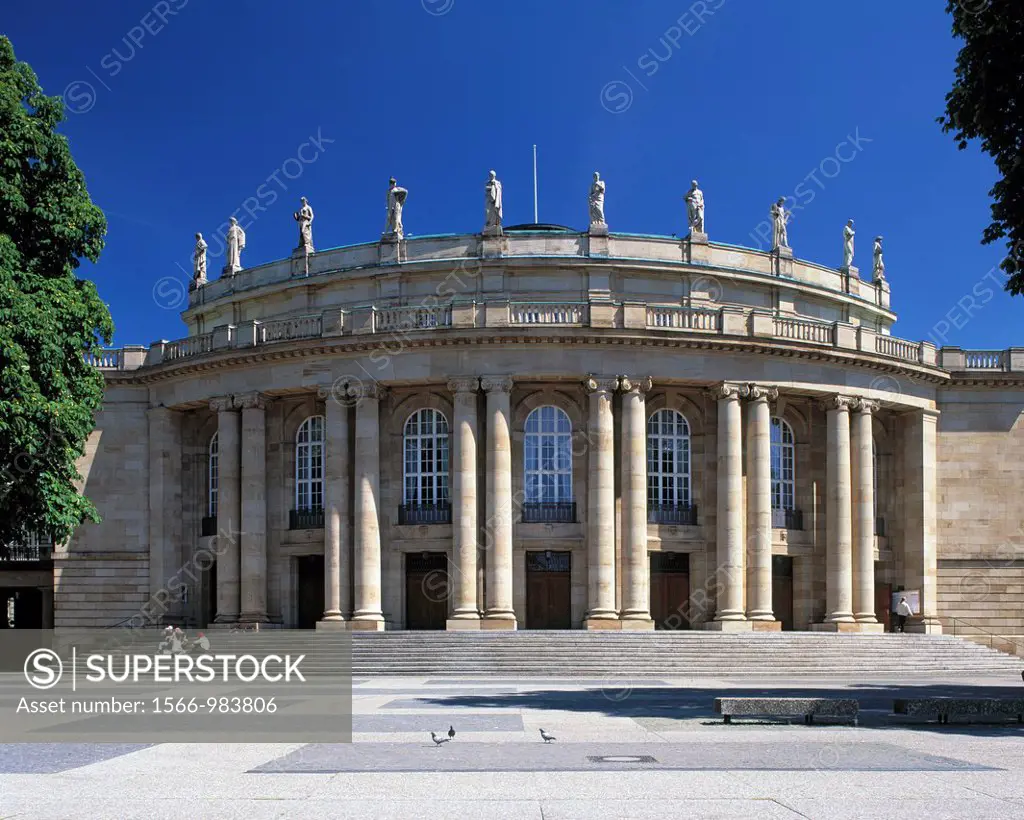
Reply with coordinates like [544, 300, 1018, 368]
[745, 384, 778, 624]
[448, 377, 481, 627]
[585, 376, 618, 626]
[481, 376, 516, 627]
[236, 393, 268, 623]
[619, 376, 654, 627]
[318, 384, 349, 627]
[147, 405, 183, 622]
[210, 397, 240, 622]
[822, 395, 856, 625]
[707, 382, 749, 628]
[852, 399, 881, 627]
[349, 381, 385, 628]
[903, 408, 942, 633]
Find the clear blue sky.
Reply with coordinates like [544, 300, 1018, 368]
[4, 1, 1016, 349]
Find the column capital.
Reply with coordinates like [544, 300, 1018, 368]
[820, 394, 856, 413]
[584, 375, 619, 394]
[447, 376, 480, 394]
[348, 380, 387, 402]
[743, 383, 779, 403]
[316, 381, 345, 402]
[851, 397, 880, 414]
[480, 375, 514, 394]
[233, 392, 267, 411]
[618, 375, 653, 395]
[706, 381, 744, 402]
[209, 396, 233, 413]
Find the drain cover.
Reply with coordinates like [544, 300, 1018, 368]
[587, 755, 658, 764]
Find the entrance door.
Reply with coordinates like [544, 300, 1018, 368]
[405, 552, 448, 630]
[772, 556, 794, 631]
[650, 552, 690, 629]
[876, 582, 892, 633]
[525, 551, 571, 629]
[296, 555, 324, 629]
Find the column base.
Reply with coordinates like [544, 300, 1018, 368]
[480, 618, 518, 630]
[585, 618, 624, 630]
[809, 621, 863, 633]
[750, 620, 782, 632]
[703, 620, 754, 632]
[348, 619, 386, 631]
[315, 619, 348, 631]
[238, 613, 269, 624]
[213, 615, 239, 625]
[619, 618, 655, 631]
[446, 618, 482, 631]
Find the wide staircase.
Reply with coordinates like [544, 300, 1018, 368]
[86, 630, 1024, 678]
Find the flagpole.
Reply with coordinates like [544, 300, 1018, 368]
[533, 144, 538, 223]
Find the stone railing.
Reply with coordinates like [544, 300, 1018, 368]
[875, 334, 920, 363]
[964, 349, 1008, 370]
[939, 347, 1023, 373]
[510, 302, 589, 325]
[257, 314, 323, 344]
[646, 305, 720, 332]
[84, 349, 122, 369]
[773, 316, 834, 345]
[374, 304, 452, 332]
[163, 332, 213, 362]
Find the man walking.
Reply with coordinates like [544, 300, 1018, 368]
[896, 596, 914, 633]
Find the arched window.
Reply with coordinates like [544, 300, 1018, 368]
[770, 417, 796, 514]
[402, 409, 450, 523]
[524, 405, 574, 521]
[647, 409, 693, 524]
[208, 432, 219, 519]
[295, 416, 325, 512]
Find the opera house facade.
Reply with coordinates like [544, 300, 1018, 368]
[21, 190, 1023, 643]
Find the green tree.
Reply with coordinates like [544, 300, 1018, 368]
[939, 1, 1024, 295]
[0, 35, 113, 550]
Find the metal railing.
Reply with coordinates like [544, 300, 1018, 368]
[510, 302, 588, 325]
[771, 508, 803, 530]
[522, 501, 576, 523]
[646, 306, 720, 332]
[375, 305, 452, 332]
[648, 503, 699, 525]
[398, 502, 452, 525]
[943, 615, 1024, 658]
[258, 314, 323, 344]
[773, 317, 834, 345]
[289, 508, 325, 530]
[0, 541, 54, 561]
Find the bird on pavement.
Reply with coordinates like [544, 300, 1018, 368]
[539, 728, 556, 743]
[448, 725, 456, 740]
[430, 732, 450, 746]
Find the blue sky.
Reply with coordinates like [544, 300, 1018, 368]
[3, 1, 1016, 349]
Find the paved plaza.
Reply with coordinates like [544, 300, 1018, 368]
[2, 673, 1024, 818]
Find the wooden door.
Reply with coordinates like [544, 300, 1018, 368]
[876, 582, 892, 632]
[525, 552, 571, 629]
[296, 555, 324, 629]
[405, 552, 448, 630]
[650, 552, 690, 629]
[772, 555, 794, 631]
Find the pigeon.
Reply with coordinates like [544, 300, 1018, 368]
[448, 725, 456, 740]
[430, 732, 450, 747]
[539, 728, 556, 743]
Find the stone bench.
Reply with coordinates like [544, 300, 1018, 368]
[893, 698, 1024, 725]
[714, 697, 859, 725]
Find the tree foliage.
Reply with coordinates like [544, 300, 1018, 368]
[0, 35, 114, 548]
[939, 1, 1024, 295]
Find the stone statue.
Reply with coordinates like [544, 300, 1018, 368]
[294, 197, 314, 253]
[873, 236, 886, 281]
[191, 232, 207, 287]
[842, 219, 855, 268]
[771, 197, 790, 250]
[685, 180, 705, 234]
[589, 172, 606, 225]
[225, 217, 246, 274]
[383, 177, 407, 239]
[484, 170, 503, 233]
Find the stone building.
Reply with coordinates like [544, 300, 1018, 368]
[6, 222, 1022, 642]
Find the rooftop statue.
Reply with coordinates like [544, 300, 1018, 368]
[383, 178, 407, 239]
[771, 197, 790, 251]
[224, 218, 246, 275]
[686, 180, 705, 235]
[843, 219, 855, 268]
[190, 232, 207, 290]
[484, 170, 503, 234]
[589, 171, 606, 226]
[294, 197, 314, 254]
[873, 236, 886, 282]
